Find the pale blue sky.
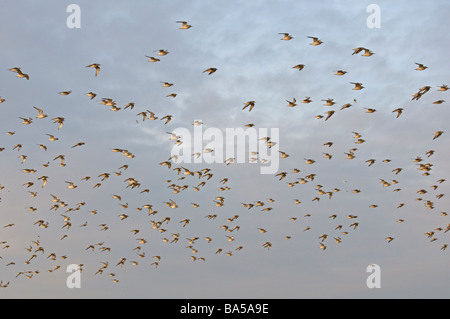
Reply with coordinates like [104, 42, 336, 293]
[0, 0, 449, 298]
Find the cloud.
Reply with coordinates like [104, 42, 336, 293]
[0, 0, 449, 299]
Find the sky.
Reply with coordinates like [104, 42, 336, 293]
[0, 0, 449, 299]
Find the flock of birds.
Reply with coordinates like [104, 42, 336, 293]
[0, 20, 448, 290]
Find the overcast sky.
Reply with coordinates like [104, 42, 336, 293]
[0, 0, 449, 299]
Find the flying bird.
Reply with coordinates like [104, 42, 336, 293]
[415, 63, 428, 71]
[352, 47, 365, 55]
[324, 110, 335, 121]
[350, 82, 364, 90]
[146, 56, 160, 62]
[433, 131, 444, 140]
[160, 115, 173, 124]
[279, 33, 293, 40]
[335, 70, 347, 76]
[242, 100, 255, 112]
[307, 36, 323, 46]
[322, 98, 335, 106]
[15, 69, 30, 80]
[302, 97, 312, 103]
[154, 49, 169, 56]
[33, 106, 47, 119]
[86, 92, 97, 100]
[176, 21, 192, 29]
[286, 98, 297, 107]
[392, 108, 404, 118]
[362, 49, 374, 56]
[203, 67, 217, 75]
[52, 117, 65, 130]
[86, 63, 101, 76]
